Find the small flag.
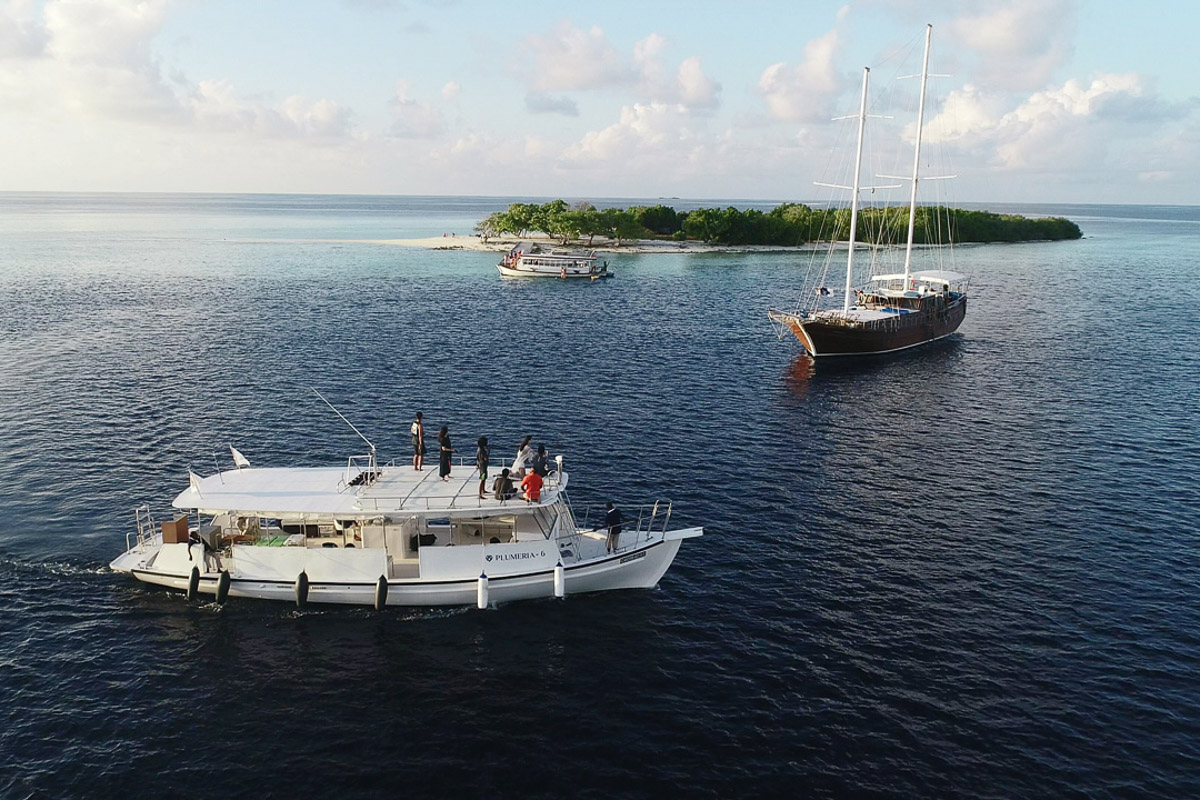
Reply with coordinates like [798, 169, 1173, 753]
[188, 470, 203, 495]
[230, 446, 250, 469]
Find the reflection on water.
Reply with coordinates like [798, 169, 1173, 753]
[782, 354, 816, 397]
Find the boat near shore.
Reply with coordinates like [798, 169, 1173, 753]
[497, 241, 612, 280]
[110, 446, 699, 609]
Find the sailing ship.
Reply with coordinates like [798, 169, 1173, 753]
[769, 25, 968, 357]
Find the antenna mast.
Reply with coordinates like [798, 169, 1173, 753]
[311, 388, 377, 469]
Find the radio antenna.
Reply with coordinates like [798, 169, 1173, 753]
[311, 387, 376, 457]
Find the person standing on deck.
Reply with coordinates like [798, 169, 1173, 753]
[604, 502, 623, 554]
[532, 444, 549, 477]
[476, 437, 490, 499]
[512, 435, 534, 477]
[411, 412, 425, 471]
[437, 426, 455, 481]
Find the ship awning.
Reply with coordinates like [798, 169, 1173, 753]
[172, 464, 567, 518]
[869, 270, 968, 283]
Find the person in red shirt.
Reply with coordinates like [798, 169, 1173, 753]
[520, 470, 543, 502]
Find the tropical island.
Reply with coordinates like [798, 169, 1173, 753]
[471, 200, 1082, 248]
[372, 200, 1081, 254]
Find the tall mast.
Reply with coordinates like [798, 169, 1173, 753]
[903, 23, 933, 281]
[843, 67, 870, 314]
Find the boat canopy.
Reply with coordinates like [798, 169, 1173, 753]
[869, 269, 968, 284]
[173, 465, 566, 518]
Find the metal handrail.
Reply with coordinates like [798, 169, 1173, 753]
[357, 464, 564, 512]
[125, 504, 160, 553]
[575, 499, 675, 549]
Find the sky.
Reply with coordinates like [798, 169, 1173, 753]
[1, 0, 1197, 204]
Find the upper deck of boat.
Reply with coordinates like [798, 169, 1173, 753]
[173, 462, 566, 519]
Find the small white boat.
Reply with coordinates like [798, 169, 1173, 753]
[111, 448, 699, 609]
[497, 242, 612, 280]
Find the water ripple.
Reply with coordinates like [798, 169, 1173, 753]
[1, 200, 1199, 798]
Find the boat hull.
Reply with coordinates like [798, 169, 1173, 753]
[113, 535, 692, 607]
[776, 296, 966, 357]
[496, 263, 611, 280]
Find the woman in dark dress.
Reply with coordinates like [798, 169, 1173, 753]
[475, 436, 489, 499]
[438, 426, 455, 481]
[532, 443, 549, 477]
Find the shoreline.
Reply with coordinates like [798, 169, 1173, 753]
[359, 234, 811, 255]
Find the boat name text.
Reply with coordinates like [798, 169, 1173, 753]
[486, 550, 547, 563]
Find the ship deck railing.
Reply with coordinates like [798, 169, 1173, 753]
[354, 454, 566, 514]
[564, 499, 674, 555]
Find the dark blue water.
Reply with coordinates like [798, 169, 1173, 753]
[2, 193, 1199, 798]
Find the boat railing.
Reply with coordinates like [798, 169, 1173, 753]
[355, 460, 565, 512]
[126, 504, 160, 553]
[337, 453, 380, 493]
[575, 499, 674, 551]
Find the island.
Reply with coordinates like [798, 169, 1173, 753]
[378, 200, 1082, 254]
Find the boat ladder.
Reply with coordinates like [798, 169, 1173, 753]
[126, 504, 160, 553]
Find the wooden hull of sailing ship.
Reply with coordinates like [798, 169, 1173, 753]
[788, 296, 967, 357]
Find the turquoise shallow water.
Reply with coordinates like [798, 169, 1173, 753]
[1, 194, 1198, 798]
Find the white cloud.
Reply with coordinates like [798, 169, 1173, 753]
[525, 91, 579, 116]
[441, 81, 461, 100]
[0, 0, 47, 58]
[918, 72, 1167, 180]
[388, 79, 445, 138]
[757, 24, 842, 122]
[522, 21, 634, 92]
[676, 56, 720, 110]
[562, 102, 698, 165]
[631, 33, 720, 110]
[992, 74, 1142, 168]
[950, 0, 1076, 90]
[44, 0, 169, 65]
[189, 80, 354, 139]
[13, 0, 180, 121]
[279, 95, 354, 138]
[518, 24, 720, 113]
[0, 0, 359, 142]
[921, 84, 1008, 144]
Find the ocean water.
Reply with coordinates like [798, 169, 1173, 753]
[1, 193, 1198, 798]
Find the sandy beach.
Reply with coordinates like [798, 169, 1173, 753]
[359, 233, 808, 255]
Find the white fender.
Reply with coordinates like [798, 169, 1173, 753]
[374, 575, 389, 611]
[477, 572, 489, 609]
[294, 571, 309, 608]
[215, 570, 231, 604]
[554, 562, 565, 598]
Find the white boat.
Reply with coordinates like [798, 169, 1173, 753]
[110, 447, 700, 609]
[497, 241, 612, 280]
[768, 25, 968, 356]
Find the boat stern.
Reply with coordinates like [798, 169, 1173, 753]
[110, 540, 162, 574]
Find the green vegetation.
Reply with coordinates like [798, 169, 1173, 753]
[474, 200, 1083, 247]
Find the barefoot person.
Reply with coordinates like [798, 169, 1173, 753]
[410, 412, 425, 471]
[437, 425, 455, 481]
[512, 435, 534, 477]
[475, 437, 490, 499]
